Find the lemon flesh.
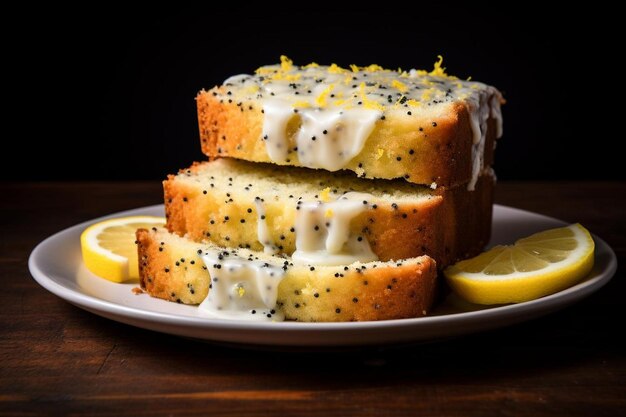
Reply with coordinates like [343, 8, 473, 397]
[80, 216, 165, 282]
[444, 224, 595, 304]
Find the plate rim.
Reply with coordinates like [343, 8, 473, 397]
[28, 204, 618, 335]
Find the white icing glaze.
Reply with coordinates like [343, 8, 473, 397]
[199, 250, 286, 321]
[295, 108, 381, 171]
[490, 94, 504, 139]
[467, 95, 489, 191]
[465, 88, 503, 191]
[218, 57, 504, 187]
[292, 192, 378, 266]
[261, 99, 294, 162]
[254, 198, 278, 254]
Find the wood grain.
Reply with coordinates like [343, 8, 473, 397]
[1, 181, 625, 417]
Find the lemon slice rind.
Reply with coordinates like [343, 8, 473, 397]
[444, 224, 595, 305]
[80, 216, 165, 283]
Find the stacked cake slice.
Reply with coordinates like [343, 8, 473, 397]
[137, 57, 503, 322]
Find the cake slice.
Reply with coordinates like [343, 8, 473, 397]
[164, 158, 494, 268]
[136, 227, 437, 322]
[197, 56, 503, 188]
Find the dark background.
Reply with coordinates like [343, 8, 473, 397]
[5, 7, 620, 181]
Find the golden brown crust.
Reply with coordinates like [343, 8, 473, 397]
[197, 90, 496, 187]
[163, 161, 494, 268]
[371, 173, 494, 266]
[136, 228, 437, 322]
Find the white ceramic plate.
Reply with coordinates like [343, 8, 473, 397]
[29, 205, 617, 347]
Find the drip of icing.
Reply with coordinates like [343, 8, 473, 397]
[466, 87, 503, 191]
[292, 192, 378, 266]
[295, 109, 381, 171]
[261, 99, 294, 162]
[255, 198, 278, 254]
[490, 94, 504, 139]
[467, 97, 489, 191]
[198, 250, 286, 321]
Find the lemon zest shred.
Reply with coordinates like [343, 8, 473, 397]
[315, 84, 335, 107]
[359, 82, 385, 111]
[392, 79, 408, 93]
[237, 286, 246, 297]
[280, 55, 293, 72]
[293, 100, 311, 108]
[328, 63, 347, 74]
[285, 73, 301, 81]
[364, 64, 384, 72]
[302, 62, 319, 69]
[271, 72, 301, 82]
[255, 66, 275, 75]
[320, 187, 332, 202]
[429, 55, 447, 77]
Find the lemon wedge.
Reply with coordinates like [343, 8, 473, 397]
[444, 224, 595, 304]
[80, 216, 165, 282]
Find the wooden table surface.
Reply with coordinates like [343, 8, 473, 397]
[1, 181, 624, 416]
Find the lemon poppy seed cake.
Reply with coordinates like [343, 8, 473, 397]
[136, 57, 503, 322]
[137, 227, 437, 322]
[164, 158, 495, 268]
[197, 56, 503, 188]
